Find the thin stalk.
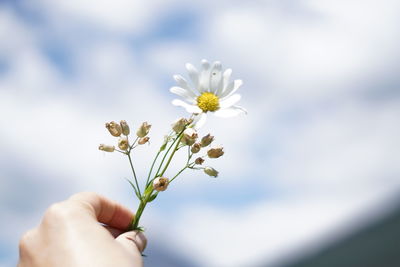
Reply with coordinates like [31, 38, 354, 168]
[155, 131, 183, 176]
[155, 139, 177, 175]
[130, 185, 154, 230]
[170, 147, 193, 184]
[129, 137, 139, 151]
[129, 124, 191, 230]
[130, 133, 185, 230]
[159, 134, 183, 176]
[145, 150, 161, 187]
[127, 153, 141, 197]
[169, 165, 188, 184]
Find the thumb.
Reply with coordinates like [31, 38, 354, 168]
[116, 231, 147, 254]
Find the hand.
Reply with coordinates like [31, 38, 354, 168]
[18, 192, 146, 267]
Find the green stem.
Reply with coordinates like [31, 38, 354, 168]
[155, 134, 180, 176]
[129, 137, 139, 150]
[127, 153, 141, 197]
[170, 147, 193, 184]
[129, 134, 184, 230]
[130, 187, 153, 230]
[159, 134, 183, 176]
[169, 165, 188, 184]
[145, 150, 161, 187]
[128, 124, 190, 230]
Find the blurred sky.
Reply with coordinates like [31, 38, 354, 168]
[1, 0, 400, 266]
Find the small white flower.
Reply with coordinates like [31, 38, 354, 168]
[170, 59, 246, 128]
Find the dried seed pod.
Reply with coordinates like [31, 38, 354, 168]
[153, 177, 169, 192]
[99, 144, 115, 152]
[118, 137, 129, 150]
[120, 120, 130, 136]
[138, 136, 150, 145]
[195, 157, 205, 165]
[200, 134, 214, 147]
[105, 121, 122, 137]
[204, 167, 218, 177]
[191, 143, 201, 153]
[136, 122, 151, 138]
[181, 128, 198, 146]
[207, 146, 224, 158]
[172, 118, 189, 133]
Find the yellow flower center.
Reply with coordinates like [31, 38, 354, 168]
[197, 92, 220, 112]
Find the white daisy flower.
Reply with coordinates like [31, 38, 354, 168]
[170, 59, 246, 128]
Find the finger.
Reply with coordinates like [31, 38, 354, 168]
[103, 225, 124, 238]
[116, 231, 147, 254]
[19, 229, 37, 258]
[69, 192, 134, 230]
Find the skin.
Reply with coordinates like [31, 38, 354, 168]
[18, 192, 146, 267]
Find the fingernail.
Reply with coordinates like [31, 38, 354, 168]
[128, 231, 147, 252]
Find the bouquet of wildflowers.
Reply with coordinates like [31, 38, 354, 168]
[99, 59, 246, 231]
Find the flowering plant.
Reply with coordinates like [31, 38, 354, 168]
[99, 59, 246, 231]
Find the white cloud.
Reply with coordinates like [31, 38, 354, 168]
[163, 99, 400, 267]
[171, 190, 397, 267]
[0, 8, 33, 54]
[205, 0, 400, 98]
[28, 0, 173, 33]
[265, 100, 400, 190]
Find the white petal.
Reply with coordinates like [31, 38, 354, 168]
[220, 68, 232, 95]
[172, 99, 202, 114]
[220, 79, 243, 100]
[185, 63, 199, 90]
[201, 59, 210, 70]
[221, 80, 234, 97]
[209, 61, 223, 94]
[219, 94, 241, 109]
[199, 64, 211, 92]
[214, 105, 247, 118]
[173, 75, 198, 96]
[170, 87, 196, 103]
[193, 113, 207, 129]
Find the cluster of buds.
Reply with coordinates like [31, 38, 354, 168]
[99, 120, 152, 152]
[171, 120, 224, 178]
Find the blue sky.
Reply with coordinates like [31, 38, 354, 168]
[1, 0, 400, 266]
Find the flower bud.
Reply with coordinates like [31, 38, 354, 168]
[118, 137, 129, 150]
[99, 144, 115, 152]
[181, 128, 198, 146]
[120, 120, 130, 136]
[200, 134, 214, 147]
[138, 136, 150, 145]
[105, 121, 122, 137]
[207, 146, 224, 158]
[191, 143, 201, 153]
[136, 122, 151, 138]
[195, 157, 205, 165]
[172, 118, 189, 133]
[204, 167, 218, 177]
[152, 177, 169, 192]
[160, 136, 169, 151]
